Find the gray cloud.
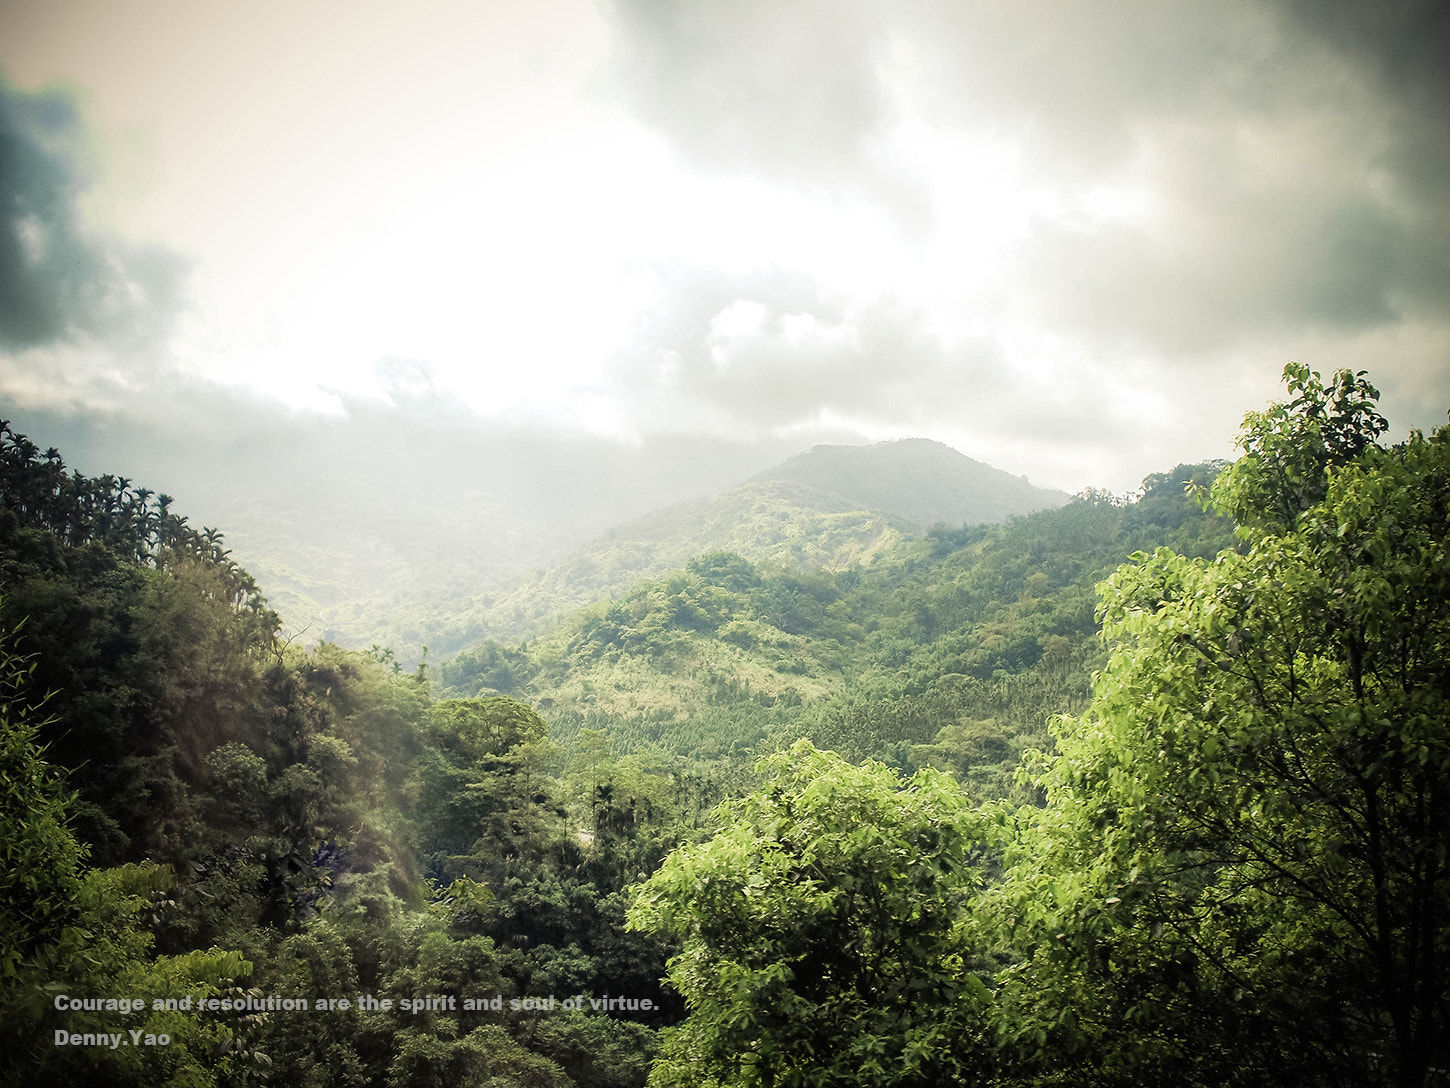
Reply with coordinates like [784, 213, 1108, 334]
[609, 266, 1015, 432]
[5, 3, 1446, 514]
[1282, 0, 1450, 196]
[0, 75, 188, 353]
[603, 1, 1447, 198]
[985, 0, 1450, 356]
[902, 1, 1288, 174]
[1015, 182, 1450, 358]
[603, 0, 887, 179]
[600, 0, 937, 229]
[601, 2, 1290, 183]
[600, 0, 1450, 437]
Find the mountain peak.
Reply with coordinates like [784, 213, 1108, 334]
[751, 438, 1067, 527]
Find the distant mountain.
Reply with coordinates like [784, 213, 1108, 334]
[0, 398, 804, 651]
[432, 462, 1235, 774]
[211, 489, 577, 652]
[752, 439, 1069, 527]
[442, 480, 909, 647]
[417, 440, 1071, 656]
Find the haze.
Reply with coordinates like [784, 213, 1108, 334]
[2, 0, 1447, 514]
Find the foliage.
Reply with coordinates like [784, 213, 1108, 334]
[416, 457, 1236, 889]
[0, 424, 283, 864]
[1209, 362, 1387, 532]
[0, 620, 81, 987]
[629, 741, 993, 1087]
[0, 615, 253, 1086]
[991, 367, 1450, 1087]
[0, 425, 667, 1085]
[0, 403, 1343, 1088]
[0, 422, 273, 608]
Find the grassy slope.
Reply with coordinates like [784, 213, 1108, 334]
[459, 480, 911, 643]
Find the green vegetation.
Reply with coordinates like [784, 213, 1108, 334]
[984, 364, 1450, 1086]
[628, 741, 992, 1088]
[0, 423, 686, 1085]
[437, 459, 1231, 809]
[3, 363, 1443, 1085]
[355, 437, 1067, 666]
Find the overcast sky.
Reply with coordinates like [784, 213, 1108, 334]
[1, 0, 1447, 495]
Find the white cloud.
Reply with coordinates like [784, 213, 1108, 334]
[2, 0, 1448, 497]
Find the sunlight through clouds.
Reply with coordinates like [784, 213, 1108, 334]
[1, 0, 1447, 493]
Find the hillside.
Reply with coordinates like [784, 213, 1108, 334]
[433, 479, 909, 651]
[395, 439, 1071, 660]
[437, 462, 1234, 795]
[212, 488, 579, 649]
[752, 438, 1069, 526]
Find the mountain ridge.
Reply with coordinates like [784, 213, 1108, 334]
[393, 439, 1074, 660]
[751, 438, 1070, 527]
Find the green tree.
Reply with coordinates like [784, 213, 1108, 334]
[418, 696, 570, 888]
[0, 617, 253, 1086]
[628, 741, 992, 1088]
[1210, 361, 1387, 532]
[991, 367, 1450, 1087]
[0, 620, 85, 1006]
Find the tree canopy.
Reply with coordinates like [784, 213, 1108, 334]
[629, 741, 992, 1088]
[991, 365, 1450, 1087]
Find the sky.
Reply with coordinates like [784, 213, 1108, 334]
[1, 0, 1448, 497]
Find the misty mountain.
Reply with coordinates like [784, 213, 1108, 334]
[434, 480, 910, 650]
[402, 439, 1071, 660]
[208, 489, 573, 649]
[0, 400, 1069, 665]
[0, 398, 806, 649]
[751, 439, 1069, 526]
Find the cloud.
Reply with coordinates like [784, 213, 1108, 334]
[1013, 163, 1450, 358]
[1280, 0, 1450, 202]
[599, 1, 1450, 363]
[0, 76, 189, 358]
[600, 1, 1286, 183]
[603, 267, 1005, 433]
[5, 3, 1446, 507]
[603, 0, 886, 179]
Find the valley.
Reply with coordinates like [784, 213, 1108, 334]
[4, 367, 1445, 1087]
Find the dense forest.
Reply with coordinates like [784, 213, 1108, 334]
[2, 364, 1446, 1086]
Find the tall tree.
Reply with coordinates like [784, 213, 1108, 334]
[991, 366, 1449, 1087]
[0, 617, 252, 1087]
[629, 740, 992, 1088]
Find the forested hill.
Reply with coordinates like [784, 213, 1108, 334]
[436, 461, 1233, 792]
[751, 438, 1069, 526]
[9, 365, 1444, 1087]
[380, 438, 1071, 661]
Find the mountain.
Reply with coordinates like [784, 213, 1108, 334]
[209, 488, 577, 651]
[431, 480, 909, 650]
[752, 439, 1070, 527]
[434, 462, 1233, 776]
[410, 440, 1071, 658]
[0, 399, 802, 650]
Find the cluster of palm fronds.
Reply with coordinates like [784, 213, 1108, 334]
[0, 421, 270, 617]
